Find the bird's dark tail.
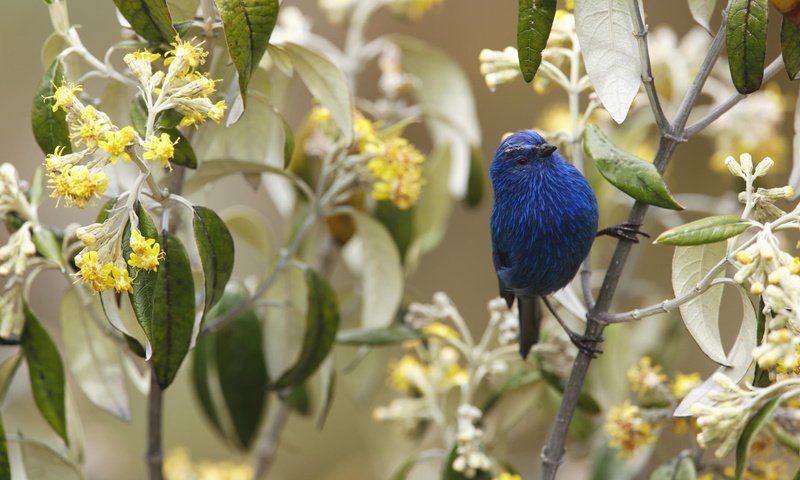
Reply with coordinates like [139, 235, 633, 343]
[518, 296, 541, 359]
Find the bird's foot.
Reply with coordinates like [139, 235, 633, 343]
[597, 223, 650, 243]
[564, 329, 604, 358]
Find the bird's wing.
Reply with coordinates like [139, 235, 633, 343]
[492, 236, 515, 308]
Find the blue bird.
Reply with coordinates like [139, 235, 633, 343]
[490, 131, 644, 358]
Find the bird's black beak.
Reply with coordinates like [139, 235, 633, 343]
[537, 143, 557, 156]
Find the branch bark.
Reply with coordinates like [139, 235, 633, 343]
[539, 1, 734, 477]
[147, 371, 164, 480]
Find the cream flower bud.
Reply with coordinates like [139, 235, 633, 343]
[753, 156, 774, 177]
[739, 153, 753, 173]
[724, 156, 745, 178]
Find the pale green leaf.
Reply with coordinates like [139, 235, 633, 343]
[735, 398, 780, 479]
[655, 215, 751, 245]
[60, 291, 129, 420]
[336, 324, 421, 346]
[0, 352, 22, 405]
[345, 210, 403, 329]
[574, 0, 640, 123]
[672, 243, 728, 364]
[167, 0, 200, 21]
[19, 438, 82, 480]
[408, 142, 453, 263]
[32, 225, 64, 269]
[689, 0, 717, 34]
[791, 85, 800, 197]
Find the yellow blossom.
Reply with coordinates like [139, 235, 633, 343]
[111, 266, 134, 293]
[207, 100, 226, 123]
[126, 50, 161, 63]
[736, 250, 754, 265]
[73, 251, 114, 292]
[670, 372, 701, 400]
[422, 322, 460, 340]
[71, 105, 109, 150]
[443, 362, 469, 388]
[48, 164, 108, 208]
[98, 126, 136, 164]
[494, 474, 521, 480]
[367, 137, 425, 209]
[791, 257, 800, 275]
[128, 229, 163, 272]
[178, 110, 205, 127]
[353, 111, 379, 150]
[47, 81, 82, 112]
[627, 356, 668, 397]
[604, 401, 657, 457]
[310, 106, 332, 125]
[164, 36, 208, 74]
[143, 133, 178, 169]
[387, 0, 444, 20]
[390, 355, 426, 393]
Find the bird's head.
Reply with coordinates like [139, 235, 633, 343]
[490, 130, 560, 180]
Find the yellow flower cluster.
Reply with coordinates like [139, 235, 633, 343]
[47, 163, 108, 209]
[143, 132, 179, 170]
[387, 0, 444, 20]
[604, 401, 657, 457]
[626, 356, 668, 398]
[128, 229, 163, 272]
[164, 448, 253, 480]
[73, 251, 133, 293]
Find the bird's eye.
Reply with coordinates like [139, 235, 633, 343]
[516, 157, 529, 166]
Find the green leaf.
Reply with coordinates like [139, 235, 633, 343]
[96, 197, 118, 224]
[676, 456, 698, 480]
[32, 58, 71, 156]
[0, 352, 23, 405]
[655, 215, 751, 245]
[272, 269, 340, 389]
[390, 456, 417, 480]
[211, 284, 269, 449]
[689, 0, 718, 34]
[113, 0, 177, 43]
[517, 0, 557, 82]
[168, 0, 200, 21]
[672, 243, 729, 365]
[482, 368, 541, 414]
[150, 233, 196, 388]
[375, 201, 414, 261]
[32, 225, 65, 268]
[164, 128, 197, 169]
[184, 159, 304, 195]
[123, 204, 160, 346]
[60, 291, 129, 420]
[336, 324, 421, 346]
[782, 16, 800, 79]
[130, 96, 148, 137]
[441, 444, 492, 480]
[285, 384, 311, 415]
[21, 303, 67, 442]
[315, 358, 336, 429]
[589, 444, 626, 480]
[281, 114, 295, 168]
[464, 145, 484, 207]
[193, 206, 235, 315]
[29, 167, 46, 206]
[19, 438, 82, 480]
[274, 43, 353, 144]
[191, 334, 225, 435]
[215, 0, 280, 102]
[735, 398, 780, 479]
[583, 125, 684, 210]
[0, 415, 8, 480]
[726, 0, 769, 94]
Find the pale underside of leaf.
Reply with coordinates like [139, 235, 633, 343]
[574, 0, 641, 123]
[689, 0, 717, 34]
[672, 243, 728, 364]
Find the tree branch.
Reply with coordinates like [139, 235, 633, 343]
[684, 57, 785, 138]
[253, 401, 291, 480]
[147, 371, 164, 480]
[539, 2, 733, 478]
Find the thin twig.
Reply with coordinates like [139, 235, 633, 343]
[628, 0, 670, 132]
[539, 2, 733, 478]
[684, 57, 785, 137]
[147, 372, 164, 480]
[253, 401, 291, 480]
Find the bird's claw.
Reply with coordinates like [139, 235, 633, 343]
[565, 329, 604, 358]
[597, 223, 650, 243]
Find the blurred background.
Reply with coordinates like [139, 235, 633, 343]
[1, 0, 798, 478]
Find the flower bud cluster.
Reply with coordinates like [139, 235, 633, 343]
[451, 404, 492, 478]
[691, 373, 760, 458]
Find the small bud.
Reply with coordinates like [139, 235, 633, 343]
[725, 156, 745, 178]
[750, 282, 764, 295]
[735, 250, 754, 265]
[739, 153, 753, 173]
[753, 157, 774, 177]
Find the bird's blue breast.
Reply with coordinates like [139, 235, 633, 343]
[490, 150, 598, 296]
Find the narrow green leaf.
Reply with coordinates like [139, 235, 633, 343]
[464, 144, 484, 207]
[21, 303, 67, 442]
[735, 398, 780, 479]
[782, 16, 800, 79]
[0, 352, 23, 405]
[656, 215, 750, 245]
[441, 444, 492, 480]
[375, 201, 414, 262]
[675, 456, 698, 480]
[193, 206, 235, 316]
[726, 0, 769, 94]
[583, 125, 684, 210]
[589, 444, 626, 480]
[113, 0, 177, 43]
[336, 324, 421, 346]
[164, 128, 197, 169]
[96, 197, 118, 224]
[32, 225, 64, 268]
[689, 0, 718, 34]
[130, 96, 148, 137]
[315, 359, 335, 429]
[212, 284, 269, 449]
[285, 384, 311, 416]
[184, 159, 305, 194]
[390, 456, 417, 480]
[272, 269, 340, 389]
[150, 233, 196, 388]
[123, 204, 160, 342]
[191, 334, 225, 435]
[281, 114, 295, 168]
[29, 167, 46, 206]
[31, 58, 71, 155]
[215, 0, 280, 102]
[0, 415, 8, 480]
[517, 0, 557, 82]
